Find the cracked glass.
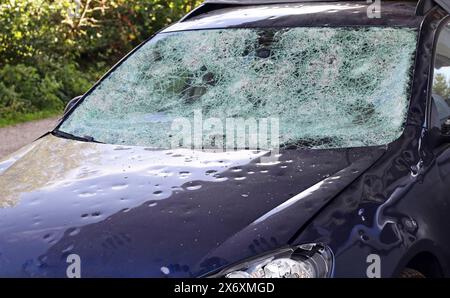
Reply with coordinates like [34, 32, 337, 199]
[59, 27, 417, 149]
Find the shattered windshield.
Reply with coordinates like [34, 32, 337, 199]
[59, 27, 417, 150]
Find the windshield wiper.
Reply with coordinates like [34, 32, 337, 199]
[52, 129, 103, 144]
[280, 137, 338, 149]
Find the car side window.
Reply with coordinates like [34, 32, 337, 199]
[432, 20, 450, 126]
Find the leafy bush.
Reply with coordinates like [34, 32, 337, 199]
[0, 64, 61, 117]
[0, 0, 201, 125]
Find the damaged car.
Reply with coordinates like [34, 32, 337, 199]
[1, 0, 450, 278]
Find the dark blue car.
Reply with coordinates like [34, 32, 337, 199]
[1, 0, 450, 278]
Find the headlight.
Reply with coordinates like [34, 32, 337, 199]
[212, 243, 333, 278]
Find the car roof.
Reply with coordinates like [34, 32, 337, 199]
[162, 1, 422, 33]
[200, 0, 448, 14]
[202, 0, 416, 4]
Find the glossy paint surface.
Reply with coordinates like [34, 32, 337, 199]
[1, 1, 450, 278]
[166, 1, 421, 32]
[0, 135, 383, 277]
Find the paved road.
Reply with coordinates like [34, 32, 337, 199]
[0, 117, 60, 159]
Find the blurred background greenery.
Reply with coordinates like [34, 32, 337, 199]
[0, 0, 201, 127]
[434, 73, 450, 99]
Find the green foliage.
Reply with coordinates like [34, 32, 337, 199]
[0, 0, 201, 125]
[433, 73, 450, 99]
[0, 110, 61, 128]
[0, 64, 62, 117]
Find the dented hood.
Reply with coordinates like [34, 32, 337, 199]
[0, 135, 384, 277]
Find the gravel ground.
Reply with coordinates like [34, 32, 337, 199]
[0, 117, 60, 159]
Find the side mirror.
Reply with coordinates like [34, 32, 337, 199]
[427, 125, 450, 150]
[64, 95, 83, 115]
[441, 118, 450, 135]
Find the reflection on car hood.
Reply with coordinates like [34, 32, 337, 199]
[0, 135, 384, 277]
